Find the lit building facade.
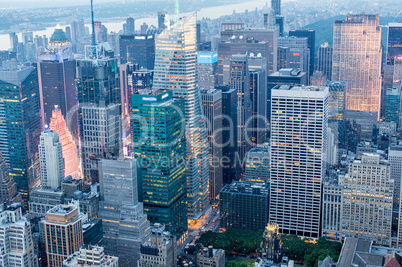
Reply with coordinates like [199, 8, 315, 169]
[132, 90, 188, 237]
[342, 154, 393, 247]
[39, 130, 64, 189]
[332, 14, 382, 117]
[324, 81, 346, 122]
[49, 108, 79, 179]
[0, 151, 18, 204]
[270, 85, 328, 238]
[244, 144, 270, 183]
[197, 51, 218, 90]
[152, 14, 210, 220]
[119, 34, 155, 69]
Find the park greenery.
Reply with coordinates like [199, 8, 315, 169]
[197, 229, 342, 267]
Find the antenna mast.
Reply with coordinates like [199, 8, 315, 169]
[91, 0, 96, 46]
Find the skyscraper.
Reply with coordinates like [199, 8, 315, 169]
[317, 43, 333, 80]
[0, 152, 18, 204]
[289, 30, 315, 77]
[76, 45, 121, 186]
[271, 0, 281, 15]
[0, 204, 38, 267]
[249, 68, 267, 145]
[132, 90, 187, 237]
[197, 51, 218, 90]
[278, 36, 310, 78]
[43, 204, 84, 266]
[126, 17, 135, 34]
[270, 85, 328, 238]
[342, 154, 393, 247]
[158, 11, 168, 30]
[324, 81, 346, 122]
[152, 14, 210, 220]
[99, 158, 150, 266]
[388, 144, 402, 215]
[244, 144, 270, 183]
[0, 66, 41, 208]
[119, 34, 155, 69]
[201, 89, 223, 201]
[332, 14, 382, 118]
[229, 55, 252, 169]
[39, 130, 64, 189]
[387, 23, 402, 65]
[49, 108, 80, 179]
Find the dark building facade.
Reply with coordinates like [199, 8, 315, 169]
[289, 30, 315, 77]
[220, 181, 269, 231]
[249, 69, 267, 145]
[387, 23, 402, 65]
[317, 43, 333, 80]
[119, 34, 155, 69]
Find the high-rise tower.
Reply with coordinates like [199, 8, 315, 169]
[153, 14, 210, 220]
[332, 14, 382, 118]
[39, 130, 64, 189]
[270, 85, 328, 238]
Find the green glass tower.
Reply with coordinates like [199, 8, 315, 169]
[132, 90, 187, 238]
[0, 66, 41, 208]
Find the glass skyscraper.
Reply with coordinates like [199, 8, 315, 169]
[132, 90, 188, 238]
[332, 14, 382, 118]
[152, 14, 210, 220]
[0, 66, 41, 208]
[387, 23, 402, 65]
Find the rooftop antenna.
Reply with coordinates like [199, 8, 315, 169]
[175, 0, 179, 25]
[91, 0, 96, 46]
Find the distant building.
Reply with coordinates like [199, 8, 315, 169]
[317, 43, 333, 80]
[385, 86, 401, 125]
[249, 68, 268, 145]
[324, 81, 346, 122]
[289, 29, 315, 76]
[342, 154, 393, 247]
[63, 245, 118, 267]
[119, 34, 155, 69]
[220, 181, 269, 231]
[29, 188, 64, 218]
[158, 11, 167, 30]
[197, 51, 218, 89]
[43, 204, 84, 266]
[0, 204, 38, 267]
[138, 224, 177, 267]
[387, 23, 402, 65]
[126, 17, 135, 34]
[277, 37, 310, 79]
[244, 144, 270, 183]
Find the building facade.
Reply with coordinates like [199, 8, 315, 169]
[152, 14, 210, 220]
[270, 85, 328, 238]
[119, 34, 155, 69]
[244, 144, 270, 183]
[332, 14, 382, 117]
[322, 178, 343, 241]
[342, 154, 393, 247]
[197, 51, 218, 90]
[132, 90, 188, 238]
[317, 43, 333, 80]
[39, 130, 64, 189]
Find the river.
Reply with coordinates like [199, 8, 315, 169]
[0, 0, 281, 50]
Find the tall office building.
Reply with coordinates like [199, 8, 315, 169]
[388, 144, 402, 214]
[49, 108, 79, 179]
[321, 177, 343, 241]
[119, 34, 155, 69]
[0, 66, 41, 208]
[153, 14, 210, 220]
[0, 204, 38, 267]
[43, 204, 84, 266]
[387, 23, 402, 65]
[197, 51, 218, 90]
[138, 224, 177, 267]
[289, 30, 315, 77]
[278, 37, 310, 77]
[263, 9, 276, 30]
[229, 55, 252, 169]
[36, 26, 76, 131]
[39, 130, 64, 189]
[250, 68, 267, 145]
[0, 152, 18, 204]
[271, 0, 280, 15]
[76, 45, 121, 186]
[332, 14, 382, 118]
[158, 11, 168, 30]
[126, 17, 135, 34]
[244, 144, 270, 183]
[385, 86, 401, 124]
[218, 87, 239, 184]
[342, 154, 393, 247]
[9, 32, 18, 52]
[98, 158, 150, 266]
[201, 89, 223, 201]
[218, 28, 277, 84]
[317, 43, 333, 80]
[270, 85, 328, 238]
[132, 90, 187, 237]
